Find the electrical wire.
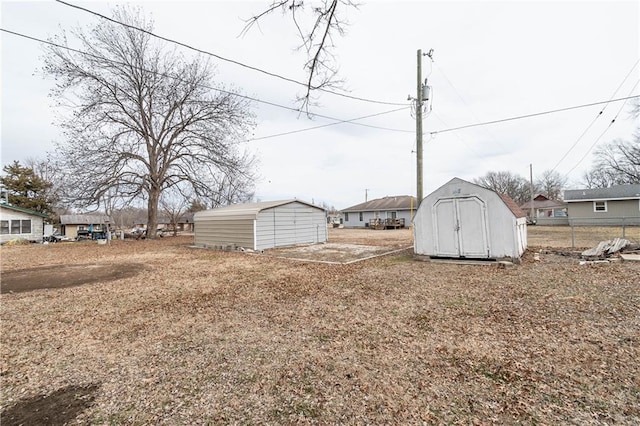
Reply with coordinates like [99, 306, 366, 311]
[563, 80, 640, 177]
[550, 58, 640, 172]
[0, 28, 414, 135]
[248, 106, 412, 141]
[429, 95, 640, 135]
[53, 0, 409, 107]
[4, 27, 637, 142]
[433, 61, 509, 152]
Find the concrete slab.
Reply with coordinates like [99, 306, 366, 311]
[620, 254, 640, 262]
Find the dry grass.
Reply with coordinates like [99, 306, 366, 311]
[1, 228, 639, 424]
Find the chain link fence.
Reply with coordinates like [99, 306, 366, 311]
[528, 217, 640, 249]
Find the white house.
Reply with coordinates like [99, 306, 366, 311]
[414, 178, 527, 261]
[341, 195, 416, 229]
[0, 202, 48, 244]
[194, 200, 327, 251]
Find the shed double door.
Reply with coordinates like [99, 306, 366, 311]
[433, 196, 489, 258]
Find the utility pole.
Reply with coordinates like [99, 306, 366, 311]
[416, 49, 424, 207]
[412, 49, 432, 208]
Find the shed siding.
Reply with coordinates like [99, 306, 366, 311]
[567, 200, 640, 224]
[414, 178, 526, 259]
[0, 208, 45, 244]
[194, 218, 254, 249]
[255, 202, 327, 250]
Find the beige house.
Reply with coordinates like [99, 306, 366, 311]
[60, 214, 112, 239]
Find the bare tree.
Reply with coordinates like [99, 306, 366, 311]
[474, 171, 535, 205]
[242, 0, 357, 110]
[160, 187, 191, 236]
[535, 169, 567, 200]
[43, 6, 256, 238]
[592, 138, 640, 185]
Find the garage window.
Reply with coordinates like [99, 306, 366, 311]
[593, 201, 607, 212]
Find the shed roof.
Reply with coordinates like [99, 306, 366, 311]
[60, 214, 112, 225]
[498, 194, 527, 218]
[194, 199, 325, 221]
[564, 184, 640, 202]
[0, 202, 48, 218]
[341, 195, 417, 213]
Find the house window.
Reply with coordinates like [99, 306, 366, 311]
[21, 220, 31, 234]
[11, 220, 21, 234]
[344, 212, 349, 221]
[359, 212, 363, 221]
[1, 220, 8, 234]
[390, 211, 397, 219]
[593, 201, 607, 212]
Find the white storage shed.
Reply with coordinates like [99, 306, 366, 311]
[414, 178, 527, 261]
[194, 200, 327, 251]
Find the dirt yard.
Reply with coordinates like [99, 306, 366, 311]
[1, 227, 639, 424]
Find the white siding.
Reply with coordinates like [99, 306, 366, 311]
[414, 178, 527, 260]
[195, 200, 327, 251]
[256, 202, 327, 250]
[0, 207, 45, 244]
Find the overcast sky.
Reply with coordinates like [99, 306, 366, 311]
[2, 1, 639, 210]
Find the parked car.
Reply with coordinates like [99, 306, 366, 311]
[44, 232, 70, 243]
[76, 230, 91, 241]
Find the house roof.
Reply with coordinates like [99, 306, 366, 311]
[520, 198, 567, 210]
[0, 202, 48, 218]
[60, 214, 112, 225]
[341, 195, 417, 213]
[194, 199, 325, 221]
[564, 184, 640, 202]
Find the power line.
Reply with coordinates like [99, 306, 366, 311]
[563, 80, 640, 177]
[550, 58, 640, 172]
[53, 0, 409, 107]
[5, 26, 637, 142]
[249, 106, 412, 141]
[430, 95, 640, 135]
[0, 27, 414, 135]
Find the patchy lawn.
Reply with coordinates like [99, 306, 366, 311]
[1, 228, 639, 424]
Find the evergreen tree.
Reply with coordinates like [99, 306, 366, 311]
[1, 160, 54, 215]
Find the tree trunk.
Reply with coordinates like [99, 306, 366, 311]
[147, 188, 160, 239]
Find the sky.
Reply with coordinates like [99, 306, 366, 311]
[1, 0, 639, 210]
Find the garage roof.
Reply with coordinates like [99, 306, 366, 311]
[194, 200, 325, 221]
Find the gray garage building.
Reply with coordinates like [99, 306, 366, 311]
[194, 200, 327, 251]
[414, 177, 527, 261]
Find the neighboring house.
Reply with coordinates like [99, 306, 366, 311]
[520, 194, 568, 225]
[564, 184, 640, 226]
[133, 213, 195, 232]
[60, 214, 112, 239]
[194, 200, 327, 251]
[341, 195, 417, 229]
[0, 202, 48, 244]
[414, 177, 527, 261]
[520, 194, 567, 218]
